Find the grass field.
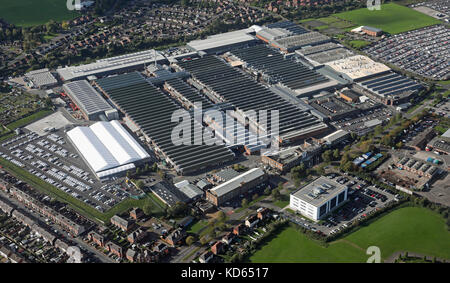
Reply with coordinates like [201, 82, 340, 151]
[334, 3, 441, 34]
[249, 207, 450, 262]
[0, 0, 79, 27]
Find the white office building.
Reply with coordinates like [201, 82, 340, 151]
[290, 176, 348, 221]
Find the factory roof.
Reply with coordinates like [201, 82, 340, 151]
[57, 49, 166, 81]
[187, 28, 258, 53]
[63, 80, 114, 117]
[271, 32, 330, 51]
[177, 55, 329, 141]
[322, 130, 350, 144]
[25, 68, 58, 88]
[95, 72, 234, 174]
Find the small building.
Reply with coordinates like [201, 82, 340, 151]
[361, 26, 383, 37]
[339, 89, 360, 103]
[199, 251, 214, 263]
[206, 168, 267, 206]
[126, 249, 138, 262]
[163, 228, 186, 246]
[111, 215, 133, 232]
[321, 130, 350, 146]
[245, 215, 260, 228]
[257, 207, 270, 220]
[233, 224, 245, 236]
[222, 232, 236, 245]
[127, 228, 147, 244]
[130, 208, 144, 221]
[106, 242, 124, 258]
[211, 241, 225, 255]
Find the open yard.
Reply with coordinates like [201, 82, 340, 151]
[249, 207, 450, 262]
[334, 3, 441, 34]
[0, 0, 79, 26]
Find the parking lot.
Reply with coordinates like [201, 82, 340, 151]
[331, 106, 393, 136]
[0, 128, 132, 212]
[365, 25, 449, 80]
[283, 172, 397, 236]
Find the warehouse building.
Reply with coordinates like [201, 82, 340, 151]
[290, 176, 348, 221]
[270, 32, 331, 53]
[187, 27, 259, 55]
[206, 168, 267, 206]
[63, 80, 118, 121]
[95, 72, 235, 175]
[57, 49, 167, 81]
[355, 71, 423, 105]
[24, 68, 58, 89]
[256, 21, 309, 43]
[66, 120, 150, 179]
[321, 130, 350, 146]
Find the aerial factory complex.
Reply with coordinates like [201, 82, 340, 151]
[0, 0, 448, 266]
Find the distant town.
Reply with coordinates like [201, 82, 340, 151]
[0, 0, 449, 264]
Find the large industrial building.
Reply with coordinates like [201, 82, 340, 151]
[206, 168, 267, 206]
[354, 71, 423, 105]
[325, 55, 391, 82]
[186, 27, 259, 55]
[176, 55, 329, 145]
[94, 72, 235, 175]
[66, 120, 150, 179]
[290, 176, 348, 221]
[62, 80, 118, 120]
[270, 32, 331, 53]
[56, 49, 167, 81]
[229, 45, 340, 96]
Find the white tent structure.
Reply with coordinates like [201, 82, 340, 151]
[67, 120, 150, 178]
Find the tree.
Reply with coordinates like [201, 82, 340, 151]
[252, 193, 259, 201]
[271, 189, 281, 201]
[185, 235, 195, 246]
[332, 149, 340, 160]
[217, 211, 226, 222]
[241, 198, 248, 207]
[264, 187, 271, 195]
[200, 236, 208, 246]
[143, 203, 153, 216]
[321, 150, 332, 163]
[135, 180, 145, 190]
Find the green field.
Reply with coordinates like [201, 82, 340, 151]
[334, 3, 441, 34]
[0, 0, 79, 27]
[249, 207, 450, 262]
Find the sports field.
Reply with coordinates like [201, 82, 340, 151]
[249, 207, 450, 262]
[0, 0, 79, 27]
[334, 3, 441, 34]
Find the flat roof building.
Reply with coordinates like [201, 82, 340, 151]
[290, 176, 348, 221]
[24, 68, 58, 89]
[57, 49, 167, 81]
[187, 27, 259, 55]
[63, 80, 118, 120]
[206, 168, 267, 206]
